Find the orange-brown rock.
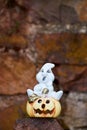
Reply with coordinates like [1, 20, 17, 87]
[62, 68, 87, 92]
[0, 5, 27, 35]
[0, 8, 11, 33]
[54, 65, 87, 92]
[0, 100, 26, 130]
[0, 33, 87, 94]
[35, 33, 87, 65]
[0, 0, 87, 36]
[0, 34, 28, 49]
[0, 53, 37, 95]
[55, 65, 86, 84]
[77, 1, 87, 22]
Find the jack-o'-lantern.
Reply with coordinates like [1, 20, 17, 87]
[26, 97, 61, 118]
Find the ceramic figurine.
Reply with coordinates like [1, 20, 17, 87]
[26, 63, 63, 118]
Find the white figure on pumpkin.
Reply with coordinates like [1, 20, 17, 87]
[27, 63, 63, 100]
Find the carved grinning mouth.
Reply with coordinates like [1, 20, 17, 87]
[34, 108, 54, 114]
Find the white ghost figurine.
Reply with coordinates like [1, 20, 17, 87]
[27, 63, 63, 100]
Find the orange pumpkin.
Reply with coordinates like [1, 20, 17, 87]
[26, 97, 61, 118]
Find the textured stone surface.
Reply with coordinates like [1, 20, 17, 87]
[0, 3, 27, 34]
[14, 118, 64, 130]
[35, 34, 87, 65]
[61, 92, 87, 130]
[0, 100, 26, 130]
[0, 33, 87, 95]
[0, 1, 87, 130]
[76, 1, 87, 22]
[0, 95, 27, 110]
[0, 33, 87, 94]
[54, 65, 87, 92]
[0, 34, 28, 49]
[0, 53, 36, 94]
[0, 0, 87, 38]
[15, 0, 87, 23]
[62, 68, 87, 92]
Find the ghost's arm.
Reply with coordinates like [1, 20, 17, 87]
[47, 85, 54, 91]
[56, 90, 63, 100]
[34, 84, 45, 95]
[27, 89, 34, 97]
[48, 90, 63, 100]
[34, 84, 41, 91]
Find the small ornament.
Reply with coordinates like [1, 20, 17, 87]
[26, 63, 63, 118]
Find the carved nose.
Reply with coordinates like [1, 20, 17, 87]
[42, 104, 45, 109]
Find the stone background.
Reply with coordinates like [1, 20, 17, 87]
[0, 0, 87, 130]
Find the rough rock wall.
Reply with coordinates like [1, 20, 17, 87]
[0, 0, 87, 130]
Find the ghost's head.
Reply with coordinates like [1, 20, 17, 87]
[36, 63, 55, 84]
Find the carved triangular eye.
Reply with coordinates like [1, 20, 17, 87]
[46, 100, 50, 104]
[38, 99, 42, 103]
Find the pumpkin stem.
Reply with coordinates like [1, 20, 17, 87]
[28, 94, 40, 103]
